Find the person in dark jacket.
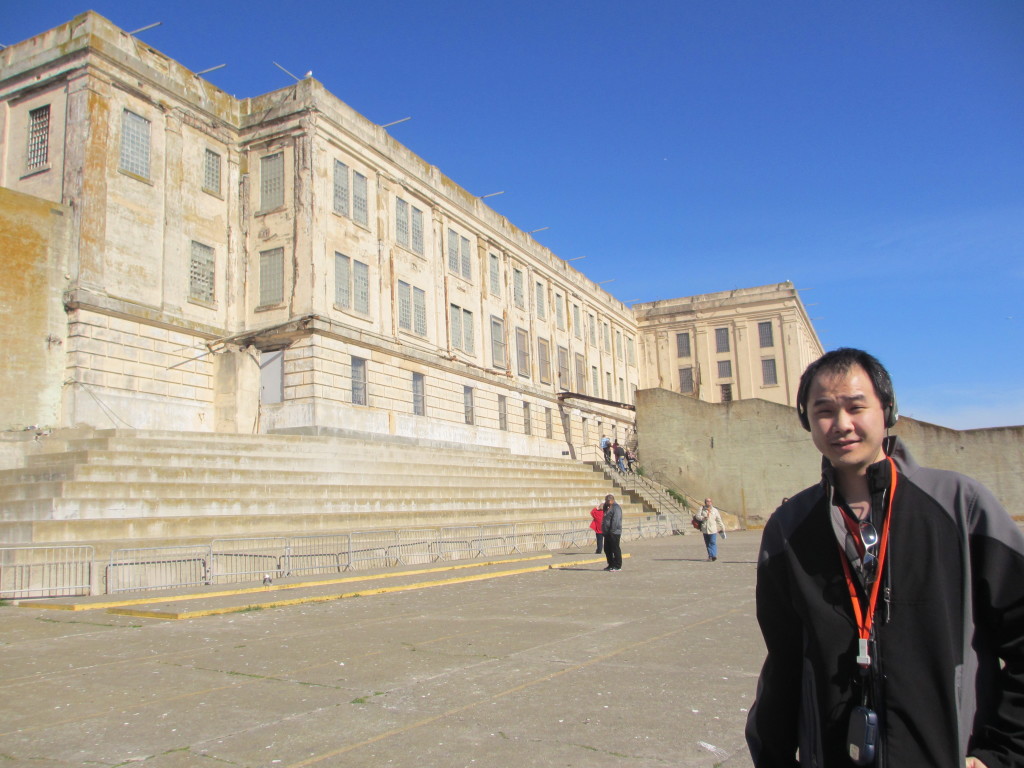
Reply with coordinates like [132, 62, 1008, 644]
[601, 494, 623, 571]
[746, 348, 1024, 768]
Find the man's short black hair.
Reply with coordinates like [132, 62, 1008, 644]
[796, 348, 897, 430]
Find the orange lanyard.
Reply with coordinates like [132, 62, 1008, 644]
[837, 457, 897, 668]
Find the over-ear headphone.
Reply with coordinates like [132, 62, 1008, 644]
[796, 390, 898, 431]
[796, 349, 899, 432]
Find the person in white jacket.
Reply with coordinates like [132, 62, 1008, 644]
[695, 498, 725, 561]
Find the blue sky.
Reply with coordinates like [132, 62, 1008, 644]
[6, 1, 1023, 429]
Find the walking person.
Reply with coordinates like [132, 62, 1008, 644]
[589, 502, 604, 554]
[600, 435, 612, 466]
[612, 440, 626, 472]
[746, 348, 1024, 768]
[601, 494, 623, 571]
[695, 498, 725, 561]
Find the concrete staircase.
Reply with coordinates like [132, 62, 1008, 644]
[0, 429, 639, 558]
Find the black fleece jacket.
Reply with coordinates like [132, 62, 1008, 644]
[746, 437, 1024, 767]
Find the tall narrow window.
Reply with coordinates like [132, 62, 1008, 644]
[523, 402, 532, 436]
[489, 254, 501, 296]
[334, 253, 369, 314]
[555, 293, 565, 330]
[603, 322, 611, 352]
[592, 365, 599, 396]
[759, 321, 774, 348]
[491, 316, 507, 369]
[411, 207, 424, 254]
[676, 332, 691, 358]
[715, 327, 730, 353]
[460, 237, 472, 280]
[398, 281, 413, 331]
[517, 328, 531, 378]
[412, 372, 425, 416]
[26, 105, 51, 170]
[574, 353, 586, 393]
[333, 160, 350, 215]
[353, 261, 369, 314]
[396, 198, 425, 255]
[588, 313, 597, 347]
[260, 152, 284, 210]
[536, 337, 550, 383]
[557, 346, 570, 389]
[464, 386, 474, 425]
[619, 377, 625, 402]
[203, 149, 221, 194]
[573, 304, 582, 339]
[606, 371, 612, 397]
[679, 367, 694, 394]
[762, 358, 778, 386]
[447, 229, 461, 274]
[513, 268, 525, 309]
[498, 395, 508, 431]
[450, 304, 474, 354]
[615, 330, 623, 360]
[721, 383, 733, 402]
[189, 241, 215, 304]
[545, 408, 553, 439]
[626, 336, 636, 366]
[718, 360, 733, 379]
[120, 110, 151, 179]
[353, 172, 368, 226]
[351, 357, 367, 406]
[535, 282, 546, 320]
[259, 247, 284, 306]
[413, 287, 427, 336]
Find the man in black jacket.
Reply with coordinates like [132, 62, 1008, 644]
[746, 348, 1024, 768]
[601, 494, 623, 572]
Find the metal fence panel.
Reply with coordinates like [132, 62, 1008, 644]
[0, 546, 94, 598]
[210, 538, 287, 585]
[285, 534, 351, 576]
[349, 530, 400, 570]
[391, 529, 441, 565]
[107, 545, 209, 593]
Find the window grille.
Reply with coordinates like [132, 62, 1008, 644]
[351, 357, 367, 405]
[489, 254, 501, 296]
[535, 282, 546, 319]
[464, 386, 474, 424]
[557, 346, 569, 388]
[120, 110, 151, 179]
[592, 365, 599, 395]
[412, 373, 425, 416]
[413, 287, 427, 336]
[676, 332, 691, 358]
[396, 198, 410, 248]
[718, 359, 732, 379]
[603, 323, 611, 352]
[335, 253, 351, 308]
[333, 160, 350, 215]
[189, 241, 215, 303]
[615, 330, 623, 360]
[460, 237, 472, 280]
[715, 327, 730, 353]
[498, 395, 508, 431]
[398, 281, 413, 330]
[353, 260, 369, 314]
[260, 152, 284, 210]
[759, 321, 774, 348]
[626, 336, 635, 366]
[513, 269, 525, 309]
[721, 383, 733, 402]
[589, 313, 597, 346]
[575, 353, 586, 393]
[573, 304, 582, 339]
[517, 329, 531, 378]
[762, 358, 778, 386]
[536, 337, 550, 382]
[27, 105, 51, 169]
[203, 149, 221, 194]
[545, 407, 553, 439]
[353, 172, 368, 225]
[259, 247, 284, 306]
[491, 317, 507, 368]
[619, 377, 625, 402]
[555, 294, 565, 330]
[523, 402, 531, 435]
[448, 229, 460, 273]
[679, 367, 694, 394]
[450, 305, 474, 353]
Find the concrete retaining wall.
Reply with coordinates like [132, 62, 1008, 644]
[636, 387, 1023, 527]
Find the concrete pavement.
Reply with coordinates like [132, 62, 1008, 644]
[0, 530, 766, 767]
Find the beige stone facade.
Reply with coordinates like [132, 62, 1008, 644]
[1, 13, 821, 457]
[634, 283, 822, 406]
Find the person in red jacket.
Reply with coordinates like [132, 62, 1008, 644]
[589, 503, 604, 554]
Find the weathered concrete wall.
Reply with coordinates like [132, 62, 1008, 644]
[636, 387, 1023, 527]
[0, 188, 71, 430]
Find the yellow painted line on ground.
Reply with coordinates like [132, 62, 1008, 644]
[23, 554, 556, 612]
[108, 556, 620, 621]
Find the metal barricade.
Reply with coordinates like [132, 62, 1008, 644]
[0, 545, 94, 598]
[349, 530, 400, 571]
[390, 529, 441, 565]
[210, 538, 287, 585]
[285, 534, 351, 576]
[107, 545, 210, 593]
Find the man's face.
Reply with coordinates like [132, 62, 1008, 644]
[704, 498, 712, 508]
[807, 363, 888, 478]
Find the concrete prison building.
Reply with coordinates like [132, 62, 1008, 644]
[1, 12, 822, 458]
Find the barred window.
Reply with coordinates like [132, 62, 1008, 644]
[588, 313, 597, 346]
[718, 359, 732, 379]
[353, 172, 368, 226]
[592, 365, 599, 396]
[535, 282, 546, 319]
[189, 241, 215, 303]
[398, 281, 413, 331]
[498, 395, 508, 431]
[536, 337, 550, 383]
[351, 357, 367, 406]
[120, 110, 151, 179]
[603, 322, 611, 352]
[573, 304, 582, 339]
[26, 105, 51, 169]
[715, 327, 730, 353]
[353, 260, 369, 314]
[396, 198, 410, 248]
[619, 377, 626, 403]
[606, 371, 612, 396]
[721, 383, 733, 402]
[615, 330, 623, 360]
[447, 229, 460, 273]
[333, 160, 350, 215]
[413, 287, 427, 336]
[557, 346, 569, 388]
[545, 407, 553, 439]
[461, 237, 471, 280]
[203, 149, 221, 194]
[555, 293, 565, 330]
[626, 336, 636, 366]
[759, 321, 774, 348]
[513, 268, 525, 309]
[518, 329, 532, 378]
[491, 316, 507, 369]
[464, 386, 474, 425]
[260, 152, 284, 211]
[335, 252, 351, 309]
[259, 247, 284, 306]
[489, 254, 501, 296]
[762, 358, 778, 386]
[450, 304, 474, 354]
[523, 402, 531, 436]
[679, 367, 694, 394]
[412, 372, 425, 416]
[397, 197, 424, 254]
[676, 332, 691, 358]
[411, 206, 424, 254]
[574, 352, 586, 393]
